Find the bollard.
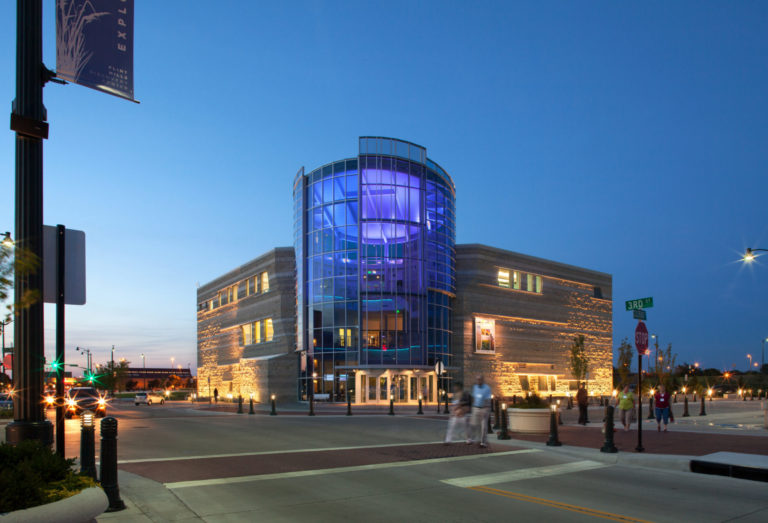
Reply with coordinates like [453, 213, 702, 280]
[693, 393, 697, 402]
[683, 395, 690, 417]
[79, 410, 96, 479]
[270, 394, 277, 416]
[600, 406, 618, 453]
[751, 390, 755, 401]
[566, 396, 572, 410]
[497, 403, 510, 440]
[443, 391, 449, 415]
[699, 395, 706, 416]
[487, 403, 494, 434]
[389, 394, 395, 416]
[346, 390, 352, 416]
[673, 393, 677, 404]
[100, 417, 126, 512]
[417, 395, 423, 415]
[249, 397, 255, 415]
[546, 405, 562, 447]
[237, 395, 243, 414]
[309, 392, 315, 416]
[493, 398, 500, 429]
[647, 396, 655, 419]
[558, 401, 563, 425]
[512, 395, 517, 406]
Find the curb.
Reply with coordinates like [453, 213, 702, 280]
[0, 487, 108, 523]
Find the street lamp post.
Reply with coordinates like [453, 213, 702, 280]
[140, 353, 146, 390]
[743, 247, 768, 263]
[0, 318, 10, 381]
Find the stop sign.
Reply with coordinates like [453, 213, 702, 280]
[635, 321, 648, 354]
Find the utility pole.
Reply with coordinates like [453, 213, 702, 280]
[6, 0, 53, 446]
[111, 345, 115, 396]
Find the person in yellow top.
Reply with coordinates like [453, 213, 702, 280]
[616, 385, 635, 431]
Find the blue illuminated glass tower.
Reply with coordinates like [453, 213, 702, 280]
[293, 137, 455, 403]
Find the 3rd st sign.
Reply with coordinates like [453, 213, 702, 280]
[635, 321, 649, 355]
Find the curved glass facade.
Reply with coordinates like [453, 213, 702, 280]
[295, 137, 455, 402]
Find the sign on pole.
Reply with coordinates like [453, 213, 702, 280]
[434, 361, 445, 375]
[632, 309, 647, 321]
[635, 321, 649, 355]
[42, 226, 86, 305]
[56, 0, 137, 102]
[626, 297, 653, 311]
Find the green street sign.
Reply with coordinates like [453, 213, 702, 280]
[633, 309, 647, 320]
[626, 297, 653, 311]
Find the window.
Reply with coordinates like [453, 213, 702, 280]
[535, 276, 543, 293]
[245, 279, 250, 296]
[261, 272, 269, 292]
[498, 269, 510, 288]
[512, 271, 520, 290]
[526, 273, 534, 293]
[498, 267, 541, 294]
[265, 318, 274, 342]
[242, 324, 252, 345]
[253, 320, 261, 344]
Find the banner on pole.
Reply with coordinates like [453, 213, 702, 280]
[56, 0, 136, 102]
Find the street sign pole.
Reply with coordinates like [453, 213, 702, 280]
[6, 0, 53, 447]
[634, 321, 648, 453]
[55, 225, 65, 456]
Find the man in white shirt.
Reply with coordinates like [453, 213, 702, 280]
[470, 374, 492, 447]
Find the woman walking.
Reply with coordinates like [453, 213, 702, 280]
[616, 385, 635, 431]
[654, 384, 671, 432]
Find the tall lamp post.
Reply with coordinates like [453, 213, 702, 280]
[762, 338, 768, 373]
[140, 353, 146, 390]
[0, 317, 11, 382]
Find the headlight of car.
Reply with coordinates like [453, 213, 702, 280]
[67, 398, 77, 408]
[45, 395, 54, 406]
[97, 398, 106, 408]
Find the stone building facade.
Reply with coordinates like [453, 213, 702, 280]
[196, 248, 296, 402]
[453, 244, 613, 397]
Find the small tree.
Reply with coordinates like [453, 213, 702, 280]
[569, 335, 589, 387]
[616, 337, 633, 387]
[97, 359, 131, 392]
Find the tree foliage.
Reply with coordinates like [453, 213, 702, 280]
[96, 359, 131, 392]
[568, 335, 589, 386]
[616, 337, 633, 387]
[1, 241, 40, 324]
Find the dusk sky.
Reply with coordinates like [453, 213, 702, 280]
[1, 1, 767, 375]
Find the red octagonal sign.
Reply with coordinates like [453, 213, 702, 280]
[635, 321, 648, 354]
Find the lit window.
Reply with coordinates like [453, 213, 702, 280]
[242, 324, 252, 345]
[245, 279, 250, 296]
[498, 269, 510, 288]
[265, 318, 274, 342]
[254, 320, 261, 343]
[232, 285, 238, 301]
[527, 273, 534, 292]
[535, 275, 543, 293]
[513, 271, 520, 290]
[261, 272, 269, 292]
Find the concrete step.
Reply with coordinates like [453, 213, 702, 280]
[690, 451, 768, 483]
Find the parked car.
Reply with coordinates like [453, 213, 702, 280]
[65, 387, 107, 418]
[134, 391, 165, 406]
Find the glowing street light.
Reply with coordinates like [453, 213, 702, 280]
[1, 232, 13, 248]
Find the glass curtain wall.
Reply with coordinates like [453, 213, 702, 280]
[295, 137, 455, 401]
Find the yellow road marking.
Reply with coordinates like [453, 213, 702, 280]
[469, 485, 654, 523]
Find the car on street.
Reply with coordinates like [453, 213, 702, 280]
[65, 387, 107, 418]
[135, 391, 165, 405]
[0, 392, 13, 410]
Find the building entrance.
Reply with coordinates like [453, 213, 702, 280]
[356, 371, 437, 405]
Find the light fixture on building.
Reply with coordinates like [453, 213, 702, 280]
[1, 232, 13, 248]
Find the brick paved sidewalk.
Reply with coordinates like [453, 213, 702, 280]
[507, 425, 768, 456]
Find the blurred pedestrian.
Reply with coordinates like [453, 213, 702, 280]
[616, 385, 635, 431]
[444, 381, 471, 444]
[576, 384, 588, 425]
[654, 384, 671, 432]
[469, 375, 492, 447]
[213, 387, 219, 403]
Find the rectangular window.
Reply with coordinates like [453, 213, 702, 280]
[242, 324, 252, 345]
[526, 273, 534, 292]
[498, 269, 510, 288]
[245, 279, 250, 296]
[261, 272, 269, 292]
[264, 318, 274, 342]
[253, 320, 261, 344]
[512, 271, 520, 290]
[535, 275, 543, 293]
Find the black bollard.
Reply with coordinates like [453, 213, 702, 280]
[743, 391, 747, 401]
[699, 395, 706, 416]
[647, 396, 655, 420]
[751, 390, 755, 401]
[558, 401, 563, 425]
[683, 395, 690, 417]
[673, 393, 677, 404]
[600, 406, 618, 453]
[249, 397, 255, 414]
[309, 392, 315, 416]
[237, 395, 243, 414]
[100, 417, 126, 512]
[546, 406, 562, 447]
[566, 395, 573, 410]
[497, 403, 510, 440]
[443, 391, 449, 414]
[79, 411, 96, 479]
[493, 398, 500, 429]
[270, 394, 277, 416]
[487, 403, 494, 434]
[389, 395, 395, 416]
[417, 395, 423, 415]
[346, 390, 352, 416]
[512, 395, 517, 406]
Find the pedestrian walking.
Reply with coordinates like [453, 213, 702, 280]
[444, 381, 471, 444]
[469, 374, 492, 447]
[616, 385, 635, 431]
[213, 387, 219, 403]
[654, 384, 671, 432]
[576, 384, 588, 425]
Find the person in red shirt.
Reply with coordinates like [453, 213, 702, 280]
[654, 384, 671, 432]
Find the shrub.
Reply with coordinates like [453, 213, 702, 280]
[0, 440, 96, 513]
[512, 392, 550, 409]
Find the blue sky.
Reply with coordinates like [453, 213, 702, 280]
[1, 1, 767, 375]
